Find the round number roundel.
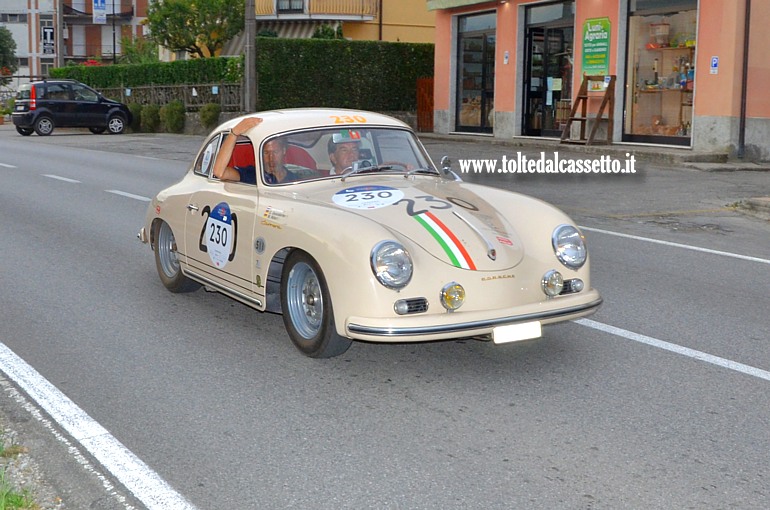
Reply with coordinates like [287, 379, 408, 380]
[206, 202, 234, 268]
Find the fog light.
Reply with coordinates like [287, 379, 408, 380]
[394, 300, 410, 315]
[440, 282, 465, 311]
[541, 270, 564, 297]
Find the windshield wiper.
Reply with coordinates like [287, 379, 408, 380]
[340, 161, 395, 181]
[405, 167, 439, 178]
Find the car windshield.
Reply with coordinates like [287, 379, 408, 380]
[260, 127, 437, 185]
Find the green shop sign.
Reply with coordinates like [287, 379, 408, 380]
[582, 17, 611, 75]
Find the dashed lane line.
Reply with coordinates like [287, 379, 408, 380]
[580, 225, 770, 265]
[106, 190, 151, 202]
[576, 318, 770, 382]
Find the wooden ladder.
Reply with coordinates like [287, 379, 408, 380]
[560, 74, 616, 145]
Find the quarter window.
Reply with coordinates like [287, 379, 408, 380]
[194, 135, 223, 177]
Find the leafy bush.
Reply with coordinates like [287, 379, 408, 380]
[199, 103, 221, 130]
[127, 103, 142, 132]
[141, 104, 160, 132]
[160, 100, 186, 133]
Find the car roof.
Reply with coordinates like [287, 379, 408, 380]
[218, 108, 410, 139]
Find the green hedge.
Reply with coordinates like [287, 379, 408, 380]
[50, 38, 434, 112]
[255, 38, 434, 111]
[50, 57, 242, 87]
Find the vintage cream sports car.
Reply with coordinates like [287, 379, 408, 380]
[138, 109, 602, 358]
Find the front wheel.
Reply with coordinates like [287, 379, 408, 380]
[153, 221, 200, 293]
[107, 114, 126, 134]
[281, 251, 351, 358]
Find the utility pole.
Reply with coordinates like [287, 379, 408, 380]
[55, 0, 64, 67]
[244, 0, 256, 112]
[112, 0, 116, 63]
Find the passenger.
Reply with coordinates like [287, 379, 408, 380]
[261, 137, 301, 184]
[212, 117, 263, 184]
[327, 136, 361, 175]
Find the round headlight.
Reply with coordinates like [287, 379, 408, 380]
[371, 241, 413, 289]
[552, 224, 587, 269]
[440, 282, 465, 311]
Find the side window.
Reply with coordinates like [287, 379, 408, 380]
[194, 135, 223, 177]
[45, 83, 70, 100]
[72, 84, 98, 102]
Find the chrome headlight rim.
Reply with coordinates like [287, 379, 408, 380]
[370, 240, 413, 290]
[552, 224, 587, 270]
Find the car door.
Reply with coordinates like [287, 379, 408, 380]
[41, 82, 73, 126]
[71, 83, 103, 127]
[183, 135, 260, 300]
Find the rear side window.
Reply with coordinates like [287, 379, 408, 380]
[15, 84, 32, 100]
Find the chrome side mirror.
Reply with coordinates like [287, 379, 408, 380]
[439, 155, 462, 181]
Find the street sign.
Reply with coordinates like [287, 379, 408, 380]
[42, 26, 55, 55]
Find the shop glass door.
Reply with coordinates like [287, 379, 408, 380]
[523, 26, 573, 137]
[456, 12, 496, 133]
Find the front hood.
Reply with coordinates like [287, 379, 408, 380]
[298, 177, 525, 271]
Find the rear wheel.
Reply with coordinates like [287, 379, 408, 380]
[281, 251, 352, 358]
[107, 114, 126, 134]
[34, 115, 54, 136]
[153, 221, 201, 293]
[89, 127, 106, 134]
[16, 126, 33, 136]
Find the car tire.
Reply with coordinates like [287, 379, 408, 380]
[106, 114, 126, 134]
[153, 220, 201, 293]
[89, 127, 106, 134]
[281, 250, 352, 358]
[34, 115, 54, 136]
[16, 126, 34, 136]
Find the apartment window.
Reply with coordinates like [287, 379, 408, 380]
[18, 58, 29, 67]
[1, 14, 28, 23]
[40, 58, 55, 77]
[278, 0, 304, 13]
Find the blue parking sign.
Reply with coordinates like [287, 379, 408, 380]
[710, 56, 719, 75]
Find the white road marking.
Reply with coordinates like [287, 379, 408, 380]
[580, 226, 770, 265]
[43, 174, 81, 183]
[106, 190, 151, 202]
[576, 318, 770, 382]
[0, 342, 197, 510]
[0, 163, 16, 168]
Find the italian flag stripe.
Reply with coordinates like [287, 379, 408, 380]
[414, 211, 476, 270]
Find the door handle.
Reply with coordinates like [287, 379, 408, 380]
[187, 204, 199, 212]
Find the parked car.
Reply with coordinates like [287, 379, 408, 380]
[11, 79, 132, 136]
[138, 109, 602, 358]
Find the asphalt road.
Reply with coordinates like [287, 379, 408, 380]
[0, 125, 768, 509]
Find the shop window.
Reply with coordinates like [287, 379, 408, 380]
[624, 2, 697, 144]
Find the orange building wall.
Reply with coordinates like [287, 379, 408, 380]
[342, 2, 436, 43]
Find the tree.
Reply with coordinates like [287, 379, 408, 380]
[118, 36, 160, 64]
[145, 0, 244, 59]
[0, 26, 18, 85]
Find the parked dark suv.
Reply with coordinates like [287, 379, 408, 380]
[12, 79, 132, 136]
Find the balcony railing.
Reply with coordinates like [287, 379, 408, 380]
[63, 0, 134, 19]
[255, 0, 378, 18]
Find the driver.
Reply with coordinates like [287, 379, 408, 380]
[327, 136, 361, 175]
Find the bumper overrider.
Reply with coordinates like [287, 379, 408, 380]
[345, 290, 602, 343]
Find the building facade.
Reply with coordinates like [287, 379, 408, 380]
[253, 0, 435, 42]
[429, 0, 770, 160]
[0, 0, 147, 88]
